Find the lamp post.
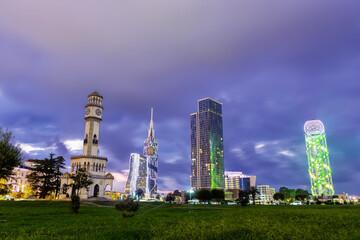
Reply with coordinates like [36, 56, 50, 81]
[189, 189, 194, 201]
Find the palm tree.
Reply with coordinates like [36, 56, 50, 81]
[249, 186, 260, 205]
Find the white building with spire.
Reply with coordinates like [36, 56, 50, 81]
[60, 91, 114, 199]
[125, 108, 158, 199]
[143, 108, 158, 198]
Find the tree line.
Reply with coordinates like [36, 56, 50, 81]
[0, 127, 93, 200]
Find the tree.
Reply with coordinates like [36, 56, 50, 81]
[135, 188, 145, 200]
[237, 190, 250, 206]
[249, 186, 260, 205]
[115, 198, 139, 219]
[173, 189, 181, 197]
[273, 192, 285, 202]
[0, 127, 22, 186]
[71, 195, 80, 214]
[27, 153, 65, 199]
[296, 189, 310, 197]
[195, 189, 212, 203]
[67, 168, 93, 196]
[211, 189, 225, 202]
[295, 194, 308, 201]
[279, 187, 296, 202]
[165, 193, 175, 203]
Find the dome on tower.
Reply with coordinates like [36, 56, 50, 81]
[106, 172, 114, 178]
[88, 91, 103, 98]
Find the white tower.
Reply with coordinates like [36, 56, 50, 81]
[60, 91, 114, 199]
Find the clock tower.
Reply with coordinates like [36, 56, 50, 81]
[60, 91, 114, 200]
[83, 92, 103, 156]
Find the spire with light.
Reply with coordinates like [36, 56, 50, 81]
[148, 107, 155, 139]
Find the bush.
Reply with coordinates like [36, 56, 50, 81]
[71, 195, 80, 214]
[237, 190, 250, 206]
[115, 198, 139, 218]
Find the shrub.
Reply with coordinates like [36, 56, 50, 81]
[115, 198, 139, 218]
[237, 190, 250, 206]
[71, 195, 80, 214]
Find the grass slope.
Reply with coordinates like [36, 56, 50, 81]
[0, 201, 359, 240]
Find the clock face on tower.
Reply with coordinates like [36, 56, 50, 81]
[85, 108, 90, 115]
[146, 146, 155, 155]
[96, 109, 102, 116]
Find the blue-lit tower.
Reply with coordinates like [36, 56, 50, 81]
[191, 98, 225, 190]
[144, 108, 158, 198]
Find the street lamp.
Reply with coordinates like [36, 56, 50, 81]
[189, 189, 195, 201]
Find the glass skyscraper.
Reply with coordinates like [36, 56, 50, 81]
[125, 153, 148, 196]
[304, 120, 335, 196]
[191, 98, 225, 189]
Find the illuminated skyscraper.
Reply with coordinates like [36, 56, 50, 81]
[125, 153, 148, 196]
[143, 108, 158, 198]
[304, 120, 334, 196]
[125, 108, 158, 199]
[191, 98, 225, 190]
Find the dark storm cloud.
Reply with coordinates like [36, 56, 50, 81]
[1, 0, 360, 193]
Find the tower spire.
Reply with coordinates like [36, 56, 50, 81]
[148, 107, 155, 138]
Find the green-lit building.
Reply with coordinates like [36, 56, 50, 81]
[191, 98, 225, 190]
[304, 120, 334, 196]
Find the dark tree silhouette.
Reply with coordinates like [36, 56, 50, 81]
[0, 127, 22, 194]
[195, 189, 212, 204]
[27, 153, 65, 199]
[211, 189, 225, 202]
[237, 190, 250, 206]
[165, 193, 175, 203]
[173, 189, 181, 197]
[249, 186, 260, 205]
[67, 168, 93, 196]
[273, 192, 285, 202]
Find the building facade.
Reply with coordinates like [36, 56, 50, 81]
[60, 91, 114, 199]
[224, 171, 256, 192]
[191, 98, 225, 190]
[304, 120, 334, 196]
[2, 160, 35, 193]
[125, 153, 148, 196]
[257, 185, 275, 204]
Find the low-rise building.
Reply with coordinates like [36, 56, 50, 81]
[225, 171, 256, 191]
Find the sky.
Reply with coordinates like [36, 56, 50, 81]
[1, 1, 360, 194]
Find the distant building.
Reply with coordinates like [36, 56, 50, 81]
[125, 153, 148, 196]
[225, 171, 256, 192]
[257, 185, 274, 204]
[304, 120, 334, 196]
[191, 98, 225, 190]
[1, 160, 36, 193]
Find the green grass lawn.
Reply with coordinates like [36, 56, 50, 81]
[0, 201, 359, 240]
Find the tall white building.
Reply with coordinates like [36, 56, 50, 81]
[60, 91, 114, 199]
[257, 185, 275, 204]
